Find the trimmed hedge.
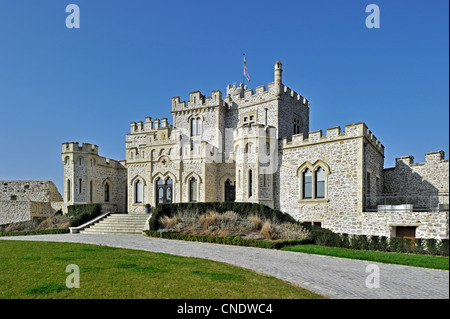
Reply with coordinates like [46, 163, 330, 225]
[308, 227, 449, 256]
[145, 230, 313, 249]
[148, 202, 297, 231]
[67, 204, 102, 227]
[0, 229, 70, 237]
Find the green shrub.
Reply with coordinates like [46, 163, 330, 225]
[379, 236, 389, 252]
[438, 239, 449, 257]
[339, 233, 350, 249]
[349, 235, 369, 250]
[369, 235, 380, 251]
[389, 237, 405, 253]
[403, 238, 414, 254]
[413, 238, 426, 255]
[67, 204, 102, 227]
[0, 229, 70, 237]
[425, 239, 438, 255]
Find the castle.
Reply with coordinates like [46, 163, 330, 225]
[55, 61, 448, 239]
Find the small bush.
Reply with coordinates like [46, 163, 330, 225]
[379, 236, 389, 252]
[389, 237, 405, 253]
[438, 239, 449, 257]
[67, 204, 102, 227]
[413, 238, 426, 254]
[369, 235, 380, 251]
[425, 239, 438, 255]
[340, 233, 350, 248]
[219, 211, 239, 228]
[198, 210, 219, 230]
[350, 235, 369, 250]
[159, 215, 179, 229]
[275, 222, 310, 240]
[260, 222, 275, 240]
[247, 215, 263, 230]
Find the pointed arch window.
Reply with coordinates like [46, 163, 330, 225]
[248, 169, 253, 198]
[302, 169, 312, 199]
[189, 178, 197, 202]
[105, 183, 110, 202]
[315, 167, 325, 198]
[135, 180, 143, 203]
[191, 117, 202, 136]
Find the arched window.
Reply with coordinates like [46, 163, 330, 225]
[135, 180, 143, 203]
[189, 178, 197, 202]
[105, 183, 110, 202]
[315, 167, 325, 198]
[64, 156, 70, 165]
[303, 169, 312, 199]
[248, 169, 253, 197]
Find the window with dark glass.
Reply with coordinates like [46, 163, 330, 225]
[303, 169, 312, 199]
[315, 167, 325, 198]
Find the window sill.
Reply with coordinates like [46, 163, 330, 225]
[298, 198, 329, 204]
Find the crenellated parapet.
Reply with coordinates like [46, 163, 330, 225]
[171, 90, 224, 113]
[129, 117, 173, 134]
[281, 122, 384, 155]
[223, 82, 309, 109]
[62, 142, 99, 154]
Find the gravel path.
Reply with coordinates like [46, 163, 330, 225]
[1, 233, 448, 299]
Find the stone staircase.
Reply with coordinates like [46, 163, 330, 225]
[80, 213, 150, 234]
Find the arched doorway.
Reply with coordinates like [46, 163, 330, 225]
[224, 179, 235, 202]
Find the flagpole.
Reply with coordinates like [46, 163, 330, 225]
[243, 53, 245, 85]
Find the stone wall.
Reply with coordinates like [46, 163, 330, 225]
[383, 151, 449, 195]
[0, 181, 66, 225]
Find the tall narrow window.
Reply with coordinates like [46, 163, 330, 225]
[105, 183, 110, 202]
[78, 178, 82, 194]
[248, 169, 253, 197]
[191, 118, 196, 136]
[196, 118, 202, 136]
[315, 167, 325, 198]
[303, 169, 312, 199]
[135, 180, 142, 203]
[189, 178, 197, 202]
[89, 180, 93, 202]
[67, 179, 71, 201]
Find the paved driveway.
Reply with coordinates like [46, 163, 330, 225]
[1, 234, 448, 299]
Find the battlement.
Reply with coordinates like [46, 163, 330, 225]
[281, 122, 384, 155]
[223, 82, 309, 108]
[130, 117, 172, 133]
[393, 151, 447, 167]
[62, 142, 99, 154]
[171, 90, 223, 112]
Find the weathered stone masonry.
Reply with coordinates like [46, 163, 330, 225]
[55, 60, 449, 239]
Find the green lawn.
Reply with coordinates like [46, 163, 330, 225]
[0, 240, 323, 299]
[281, 245, 449, 270]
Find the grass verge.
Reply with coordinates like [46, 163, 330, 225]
[0, 240, 323, 299]
[281, 245, 449, 270]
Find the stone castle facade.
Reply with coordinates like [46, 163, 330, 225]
[58, 61, 449, 239]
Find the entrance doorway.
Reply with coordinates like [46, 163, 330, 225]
[156, 177, 173, 205]
[224, 179, 235, 202]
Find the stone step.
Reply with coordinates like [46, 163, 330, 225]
[80, 229, 143, 234]
[79, 213, 150, 235]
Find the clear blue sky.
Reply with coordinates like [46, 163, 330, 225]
[0, 0, 448, 193]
